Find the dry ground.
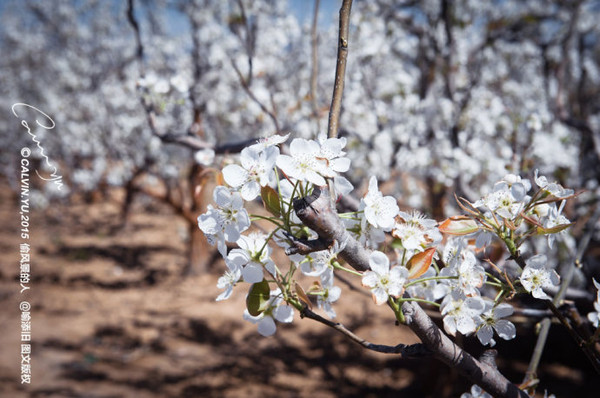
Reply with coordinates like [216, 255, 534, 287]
[0, 180, 597, 397]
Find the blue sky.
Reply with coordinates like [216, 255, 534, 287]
[289, 0, 338, 27]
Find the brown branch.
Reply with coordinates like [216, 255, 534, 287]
[300, 307, 430, 357]
[327, 0, 352, 139]
[524, 204, 600, 383]
[310, 0, 321, 134]
[293, 187, 527, 398]
[293, 187, 369, 272]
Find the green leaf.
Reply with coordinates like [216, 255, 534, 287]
[391, 238, 404, 249]
[536, 223, 572, 235]
[261, 185, 281, 217]
[246, 280, 271, 316]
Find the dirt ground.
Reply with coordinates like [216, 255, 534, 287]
[0, 180, 598, 398]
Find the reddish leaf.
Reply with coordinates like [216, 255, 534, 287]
[406, 247, 435, 279]
[295, 282, 313, 309]
[438, 216, 479, 236]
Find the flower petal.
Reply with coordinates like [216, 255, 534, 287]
[222, 164, 248, 188]
[368, 251, 389, 274]
[257, 317, 277, 336]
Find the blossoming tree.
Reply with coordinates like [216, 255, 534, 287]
[2, 0, 600, 395]
[194, 1, 600, 397]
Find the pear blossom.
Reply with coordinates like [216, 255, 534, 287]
[476, 301, 516, 346]
[474, 181, 525, 220]
[543, 201, 571, 248]
[345, 214, 386, 249]
[534, 169, 574, 198]
[392, 211, 440, 252]
[243, 289, 294, 336]
[222, 146, 279, 201]
[440, 290, 485, 336]
[440, 250, 486, 297]
[333, 175, 354, 197]
[300, 239, 346, 277]
[587, 278, 600, 328]
[461, 385, 493, 398]
[276, 138, 328, 186]
[501, 174, 531, 201]
[317, 134, 352, 176]
[226, 233, 276, 283]
[520, 255, 560, 300]
[197, 186, 250, 256]
[406, 267, 449, 302]
[317, 268, 342, 319]
[215, 261, 242, 301]
[194, 148, 215, 166]
[361, 176, 399, 230]
[169, 74, 189, 93]
[443, 238, 467, 268]
[362, 251, 408, 305]
[248, 133, 290, 152]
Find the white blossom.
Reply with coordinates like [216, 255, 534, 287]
[534, 169, 574, 198]
[276, 138, 328, 186]
[520, 255, 560, 300]
[440, 290, 485, 336]
[317, 134, 352, 177]
[215, 261, 242, 301]
[543, 201, 571, 248]
[361, 176, 399, 230]
[406, 267, 449, 302]
[194, 148, 215, 166]
[226, 233, 275, 283]
[248, 133, 290, 152]
[476, 301, 516, 346]
[243, 289, 294, 337]
[317, 268, 341, 319]
[440, 250, 486, 297]
[300, 239, 346, 277]
[461, 385, 493, 398]
[222, 146, 279, 201]
[197, 186, 250, 256]
[393, 210, 441, 252]
[587, 278, 600, 328]
[362, 251, 408, 305]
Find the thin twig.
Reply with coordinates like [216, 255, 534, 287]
[310, 0, 321, 134]
[230, 58, 280, 133]
[523, 204, 600, 383]
[327, 0, 352, 139]
[300, 307, 430, 357]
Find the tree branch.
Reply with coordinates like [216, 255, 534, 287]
[293, 187, 528, 398]
[310, 0, 321, 135]
[300, 307, 431, 357]
[327, 0, 352, 139]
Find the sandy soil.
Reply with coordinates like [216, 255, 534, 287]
[0, 181, 597, 397]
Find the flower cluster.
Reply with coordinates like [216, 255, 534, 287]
[196, 136, 578, 355]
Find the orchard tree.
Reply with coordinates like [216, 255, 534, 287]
[194, 1, 600, 397]
[2, 0, 600, 395]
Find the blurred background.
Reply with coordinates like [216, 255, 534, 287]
[1, 0, 600, 396]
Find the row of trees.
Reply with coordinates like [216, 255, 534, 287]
[2, 0, 599, 272]
[1, 1, 600, 395]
